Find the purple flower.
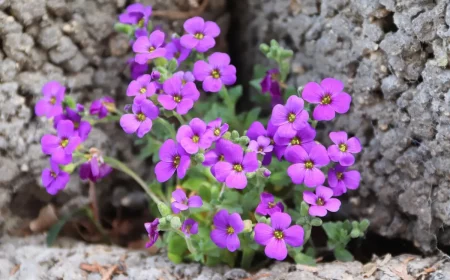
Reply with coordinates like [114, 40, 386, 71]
[79, 151, 112, 182]
[171, 189, 203, 214]
[165, 38, 191, 64]
[328, 164, 361, 196]
[119, 3, 152, 28]
[213, 144, 258, 189]
[181, 218, 199, 237]
[127, 74, 156, 100]
[180, 16, 220, 53]
[255, 192, 284, 216]
[155, 139, 191, 182]
[128, 59, 148, 80]
[271, 95, 309, 138]
[203, 139, 233, 177]
[274, 123, 316, 158]
[210, 210, 243, 252]
[41, 120, 81, 164]
[54, 108, 91, 141]
[206, 118, 229, 141]
[76, 104, 85, 113]
[144, 218, 159, 248]
[90, 96, 115, 119]
[173, 71, 195, 85]
[35, 81, 65, 118]
[260, 69, 283, 107]
[133, 30, 166, 64]
[327, 131, 361, 166]
[285, 145, 330, 187]
[248, 136, 273, 155]
[246, 121, 279, 165]
[302, 78, 351, 121]
[120, 98, 159, 138]
[193, 52, 236, 93]
[254, 212, 304, 261]
[158, 76, 200, 115]
[303, 186, 341, 217]
[176, 118, 213, 154]
[41, 160, 70, 195]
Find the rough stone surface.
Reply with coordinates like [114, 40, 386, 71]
[2, 235, 449, 280]
[237, 0, 450, 253]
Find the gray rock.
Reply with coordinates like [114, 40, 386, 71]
[3, 33, 34, 65]
[0, 58, 19, 82]
[10, 0, 46, 26]
[38, 25, 63, 50]
[49, 36, 78, 64]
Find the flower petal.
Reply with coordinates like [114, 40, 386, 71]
[285, 145, 308, 163]
[203, 76, 223, 92]
[325, 198, 341, 212]
[331, 92, 351, 114]
[159, 139, 177, 162]
[155, 161, 176, 182]
[309, 205, 327, 217]
[309, 145, 330, 167]
[204, 21, 220, 37]
[303, 191, 317, 205]
[188, 195, 203, 208]
[210, 229, 227, 249]
[226, 171, 247, 189]
[304, 168, 325, 187]
[177, 156, 190, 179]
[270, 212, 291, 230]
[329, 131, 348, 144]
[347, 137, 362, 153]
[176, 99, 194, 115]
[193, 60, 212, 81]
[208, 52, 230, 67]
[136, 119, 152, 138]
[343, 170, 361, 190]
[213, 209, 229, 229]
[180, 34, 199, 50]
[229, 213, 244, 233]
[265, 238, 287, 261]
[120, 114, 140, 134]
[285, 96, 304, 114]
[242, 152, 258, 172]
[254, 223, 274, 245]
[195, 36, 215, 52]
[214, 161, 233, 182]
[316, 186, 333, 200]
[172, 189, 187, 203]
[302, 82, 323, 104]
[246, 121, 266, 140]
[184, 16, 204, 34]
[313, 105, 335, 121]
[283, 225, 304, 247]
[320, 78, 344, 94]
[287, 163, 305, 184]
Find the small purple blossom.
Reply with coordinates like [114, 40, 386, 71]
[54, 108, 91, 141]
[119, 3, 152, 28]
[210, 210, 244, 252]
[271, 95, 309, 138]
[41, 120, 81, 164]
[181, 218, 199, 237]
[120, 98, 159, 138]
[127, 74, 156, 100]
[133, 30, 166, 64]
[165, 38, 191, 64]
[173, 71, 195, 85]
[176, 118, 213, 154]
[302, 78, 351, 121]
[246, 121, 279, 165]
[155, 139, 191, 182]
[303, 186, 341, 217]
[41, 160, 70, 195]
[171, 189, 203, 214]
[327, 131, 362, 166]
[206, 118, 229, 141]
[90, 96, 115, 119]
[203, 139, 233, 177]
[254, 212, 304, 261]
[158, 76, 200, 115]
[193, 52, 236, 93]
[328, 164, 361, 196]
[274, 123, 316, 158]
[255, 192, 284, 216]
[180, 16, 220, 53]
[285, 145, 330, 187]
[260, 69, 283, 107]
[79, 150, 112, 182]
[213, 143, 258, 189]
[248, 136, 273, 155]
[144, 218, 159, 248]
[128, 59, 148, 80]
[35, 81, 65, 118]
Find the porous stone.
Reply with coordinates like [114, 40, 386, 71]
[10, 0, 46, 26]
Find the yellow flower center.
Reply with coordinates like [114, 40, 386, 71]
[60, 139, 69, 148]
[50, 171, 57, 178]
[290, 137, 301, 145]
[316, 197, 325, 206]
[304, 160, 314, 169]
[50, 97, 56, 105]
[321, 94, 331, 105]
[136, 113, 146, 121]
[226, 226, 234, 235]
[103, 102, 116, 112]
[339, 143, 348, 152]
[268, 202, 276, 209]
[192, 135, 199, 143]
[74, 121, 80, 129]
[219, 155, 225, 161]
[214, 128, 221, 136]
[139, 87, 147, 94]
[233, 164, 243, 172]
[149, 46, 155, 52]
[173, 155, 180, 168]
[336, 172, 344, 180]
[138, 18, 145, 28]
[274, 230, 284, 240]
[194, 32, 204, 39]
[211, 70, 220, 79]
[288, 113, 296, 123]
[173, 95, 182, 103]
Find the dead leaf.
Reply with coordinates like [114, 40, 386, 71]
[363, 262, 377, 277]
[29, 204, 58, 232]
[295, 264, 319, 273]
[9, 264, 20, 276]
[101, 265, 118, 280]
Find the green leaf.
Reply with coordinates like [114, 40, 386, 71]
[157, 202, 171, 217]
[167, 58, 178, 73]
[114, 23, 134, 36]
[170, 217, 181, 229]
[47, 208, 86, 246]
[168, 233, 187, 264]
[350, 229, 360, 238]
[310, 218, 322, 227]
[198, 185, 212, 202]
[284, 86, 297, 99]
[249, 79, 262, 92]
[269, 171, 291, 186]
[154, 57, 168, 67]
[63, 96, 76, 109]
[334, 248, 354, 262]
[322, 222, 338, 241]
[226, 85, 243, 104]
[244, 107, 261, 128]
[359, 219, 370, 232]
[294, 252, 316, 266]
[300, 202, 309, 217]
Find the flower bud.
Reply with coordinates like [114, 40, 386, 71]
[231, 130, 240, 140]
[310, 218, 322, 227]
[61, 163, 76, 173]
[157, 202, 171, 217]
[259, 43, 269, 54]
[262, 168, 271, 178]
[193, 152, 205, 163]
[246, 172, 255, 179]
[170, 216, 181, 229]
[151, 70, 161, 80]
[297, 86, 304, 95]
[243, 220, 253, 233]
[223, 131, 231, 140]
[238, 136, 249, 145]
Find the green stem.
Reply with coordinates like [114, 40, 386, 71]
[241, 247, 255, 269]
[103, 156, 163, 205]
[174, 229, 197, 254]
[172, 112, 185, 124]
[220, 86, 235, 115]
[154, 117, 176, 138]
[218, 183, 226, 202]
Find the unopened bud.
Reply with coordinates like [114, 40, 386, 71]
[193, 153, 205, 163]
[157, 202, 171, 217]
[231, 130, 239, 140]
[243, 220, 253, 232]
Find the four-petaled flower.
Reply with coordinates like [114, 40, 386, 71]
[214, 143, 258, 189]
[302, 78, 351, 121]
[193, 52, 236, 92]
[180, 16, 220, 53]
[285, 145, 330, 187]
[120, 98, 159, 138]
[90, 96, 115, 119]
[248, 136, 273, 155]
[41, 160, 70, 195]
[210, 210, 244, 252]
[158, 76, 200, 115]
[171, 189, 203, 214]
[176, 118, 213, 154]
[274, 123, 316, 158]
[255, 192, 284, 216]
[41, 120, 81, 164]
[271, 95, 309, 138]
[54, 107, 91, 141]
[260, 68, 283, 107]
[181, 218, 199, 237]
[165, 38, 191, 65]
[246, 121, 279, 165]
[133, 30, 167, 64]
[328, 164, 361, 196]
[203, 139, 233, 178]
[128, 58, 148, 80]
[254, 212, 304, 261]
[327, 131, 361, 166]
[79, 150, 112, 182]
[206, 118, 229, 141]
[118, 3, 152, 28]
[35, 81, 65, 118]
[303, 186, 341, 217]
[173, 71, 195, 85]
[127, 74, 156, 101]
[155, 139, 191, 182]
[144, 218, 159, 248]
